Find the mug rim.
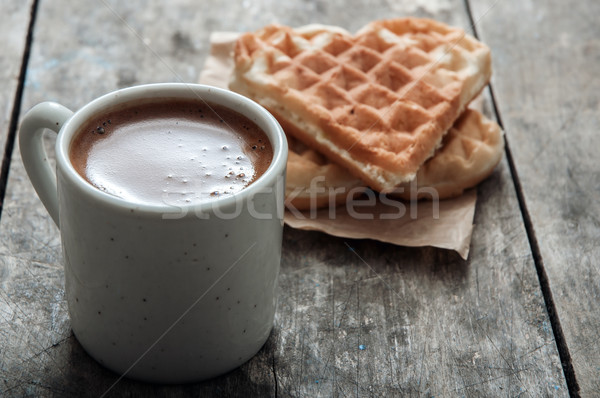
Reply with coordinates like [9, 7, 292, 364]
[55, 83, 288, 216]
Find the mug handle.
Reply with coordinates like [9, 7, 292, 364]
[19, 102, 74, 227]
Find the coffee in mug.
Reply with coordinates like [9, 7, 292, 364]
[70, 99, 273, 206]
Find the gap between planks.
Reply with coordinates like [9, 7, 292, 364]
[463, 0, 581, 396]
[0, 0, 39, 218]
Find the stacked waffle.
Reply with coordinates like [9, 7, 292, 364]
[230, 19, 503, 210]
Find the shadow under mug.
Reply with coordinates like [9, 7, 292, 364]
[18, 83, 288, 383]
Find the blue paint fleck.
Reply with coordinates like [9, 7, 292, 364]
[315, 283, 320, 287]
[358, 344, 366, 350]
[315, 379, 319, 384]
[43, 58, 59, 69]
[541, 320, 552, 335]
[554, 385, 559, 390]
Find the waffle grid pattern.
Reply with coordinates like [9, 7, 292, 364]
[232, 19, 491, 190]
[395, 108, 504, 199]
[285, 108, 503, 207]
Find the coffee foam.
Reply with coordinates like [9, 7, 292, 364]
[70, 99, 273, 206]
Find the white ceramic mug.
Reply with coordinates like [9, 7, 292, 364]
[18, 83, 287, 383]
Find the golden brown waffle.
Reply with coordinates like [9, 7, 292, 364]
[285, 134, 364, 211]
[285, 108, 503, 210]
[392, 108, 503, 200]
[231, 19, 492, 192]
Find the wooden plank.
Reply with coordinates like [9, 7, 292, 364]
[0, 0, 34, 193]
[470, 0, 600, 395]
[275, 158, 568, 397]
[0, 0, 50, 395]
[0, 0, 567, 396]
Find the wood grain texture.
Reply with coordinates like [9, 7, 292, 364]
[471, 0, 600, 395]
[0, 0, 568, 396]
[0, 0, 34, 194]
[275, 156, 567, 397]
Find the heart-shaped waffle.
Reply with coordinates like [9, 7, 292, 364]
[230, 19, 492, 192]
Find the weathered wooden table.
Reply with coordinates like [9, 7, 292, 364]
[1, 0, 598, 396]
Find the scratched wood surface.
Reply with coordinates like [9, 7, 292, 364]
[0, 0, 34, 192]
[472, 0, 600, 396]
[0, 0, 571, 396]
